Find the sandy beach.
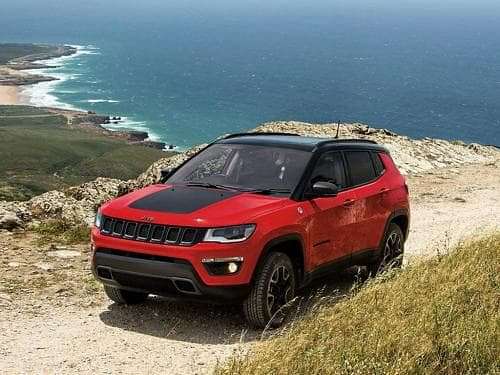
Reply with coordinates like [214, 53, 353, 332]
[0, 85, 20, 105]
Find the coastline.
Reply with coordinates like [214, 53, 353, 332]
[0, 43, 173, 150]
[17, 44, 89, 110]
[0, 44, 78, 107]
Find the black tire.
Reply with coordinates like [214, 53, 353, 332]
[368, 223, 404, 276]
[243, 252, 296, 329]
[103, 285, 148, 305]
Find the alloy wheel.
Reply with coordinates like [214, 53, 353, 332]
[267, 265, 294, 321]
[381, 231, 402, 269]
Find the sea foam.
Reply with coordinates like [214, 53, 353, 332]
[105, 116, 162, 141]
[85, 99, 120, 103]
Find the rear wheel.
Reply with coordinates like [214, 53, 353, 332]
[368, 223, 404, 276]
[243, 252, 296, 328]
[103, 285, 148, 305]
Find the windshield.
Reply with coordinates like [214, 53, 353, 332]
[168, 143, 311, 194]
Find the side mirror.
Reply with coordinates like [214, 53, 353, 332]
[160, 168, 175, 183]
[311, 181, 339, 197]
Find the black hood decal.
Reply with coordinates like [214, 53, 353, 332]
[129, 185, 240, 214]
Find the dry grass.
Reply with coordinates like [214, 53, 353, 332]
[217, 233, 500, 375]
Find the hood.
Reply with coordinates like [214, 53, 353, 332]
[101, 184, 288, 227]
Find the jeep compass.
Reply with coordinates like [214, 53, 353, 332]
[91, 133, 410, 327]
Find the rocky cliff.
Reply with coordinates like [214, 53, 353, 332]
[1, 122, 498, 230]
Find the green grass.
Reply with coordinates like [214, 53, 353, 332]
[217, 234, 500, 375]
[62, 146, 171, 180]
[0, 105, 173, 200]
[0, 105, 51, 116]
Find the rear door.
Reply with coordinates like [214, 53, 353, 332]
[344, 150, 387, 253]
[305, 151, 358, 270]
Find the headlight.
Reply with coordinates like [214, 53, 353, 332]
[203, 224, 256, 243]
[94, 209, 103, 229]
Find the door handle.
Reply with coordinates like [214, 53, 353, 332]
[343, 199, 356, 207]
[380, 187, 389, 194]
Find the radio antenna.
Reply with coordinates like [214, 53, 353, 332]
[335, 120, 341, 139]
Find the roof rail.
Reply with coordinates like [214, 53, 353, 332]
[222, 132, 300, 139]
[316, 138, 378, 146]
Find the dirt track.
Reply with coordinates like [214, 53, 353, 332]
[1, 161, 499, 374]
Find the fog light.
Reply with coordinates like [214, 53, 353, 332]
[202, 257, 243, 275]
[227, 262, 238, 273]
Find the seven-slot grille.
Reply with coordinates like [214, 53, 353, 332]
[100, 216, 206, 246]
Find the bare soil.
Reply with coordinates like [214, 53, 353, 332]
[1, 160, 499, 374]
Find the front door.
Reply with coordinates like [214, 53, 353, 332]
[305, 151, 358, 270]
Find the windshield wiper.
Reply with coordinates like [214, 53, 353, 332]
[183, 182, 290, 195]
[184, 182, 238, 191]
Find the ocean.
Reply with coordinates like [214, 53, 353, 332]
[3, 0, 500, 147]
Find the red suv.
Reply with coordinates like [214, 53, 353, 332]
[91, 133, 409, 327]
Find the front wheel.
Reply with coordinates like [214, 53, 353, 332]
[103, 285, 149, 305]
[368, 223, 404, 276]
[243, 252, 296, 329]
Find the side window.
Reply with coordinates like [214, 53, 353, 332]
[371, 152, 385, 176]
[345, 151, 376, 186]
[310, 152, 347, 189]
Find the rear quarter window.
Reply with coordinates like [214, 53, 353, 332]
[345, 151, 377, 186]
[371, 152, 385, 176]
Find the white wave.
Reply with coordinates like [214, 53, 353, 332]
[85, 99, 120, 103]
[70, 44, 99, 51]
[78, 50, 101, 56]
[20, 80, 83, 110]
[103, 116, 162, 142]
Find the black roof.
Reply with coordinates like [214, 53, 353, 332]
[217, 132, 387, 152]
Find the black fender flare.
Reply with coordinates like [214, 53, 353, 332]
[379, 209, 410, 250]
[252, 233, 306, 284]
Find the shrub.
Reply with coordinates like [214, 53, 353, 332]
[33, 219, 90, 245]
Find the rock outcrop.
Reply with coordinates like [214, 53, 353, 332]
[0, 178, 123, 229]
[70, 114, 110, 127]
[134, 140, 167, 150]
[0, 208, 24, 230]
[0, 121, 498, 230]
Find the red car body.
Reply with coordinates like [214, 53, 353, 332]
[91, 134, 409, 321]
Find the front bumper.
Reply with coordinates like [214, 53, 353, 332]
[91, 226, 260, 286]
[92, 249, 250, 302]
